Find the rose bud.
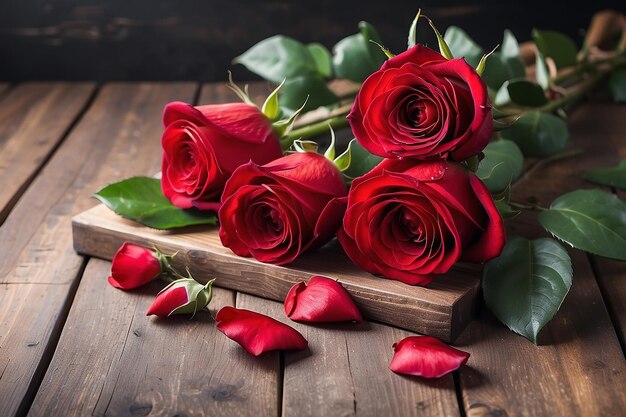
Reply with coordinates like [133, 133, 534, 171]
[284, 275, 362, 323]
[146, 278, 215, 317]
[349, 44, 492, 161]
[215, 307, 308, 356]
[161, 101, 283, 211]
[108, 243, 165, 290]
[338, 159, 505, 285]
[389, 336, 470, 378]
[219, 152, 348, 265]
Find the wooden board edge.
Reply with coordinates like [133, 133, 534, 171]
[72, 207, 477, 342]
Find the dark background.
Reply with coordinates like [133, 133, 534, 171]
[1, 0, 625, 82]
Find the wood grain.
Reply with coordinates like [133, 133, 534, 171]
[0, 83, 196, 417]
[0, 82, 95, 223]
[236, 294, 461, 417]
[28, 259, 279, 417]
[72, 204, 480, 342]
[458, 103, 626, 417]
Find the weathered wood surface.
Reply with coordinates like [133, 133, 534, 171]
[0, 82, 95, 223]
[0, 83, 196, 417]
[458, 104, 626, 417]
[28, 260, 279, 417]
[2, 82, 626, 417]
[238, 293, 462, 417]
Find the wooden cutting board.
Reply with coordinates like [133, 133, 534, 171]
[72, 204, 481, 341]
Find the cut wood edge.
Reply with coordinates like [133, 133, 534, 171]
[72, 204, 481, 342]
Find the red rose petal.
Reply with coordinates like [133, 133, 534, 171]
[284, 276, 362, 323]
[215, 307, 308, 356]
[146, 286, 189, 317]
[389, 336, 469, 378]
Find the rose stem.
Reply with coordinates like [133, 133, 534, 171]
[282, 113, 350, 147]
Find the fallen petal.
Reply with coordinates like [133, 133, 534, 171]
[284, 275, 362, 323]
[215, 307, 308, 356]
[389, 336, 469, 378]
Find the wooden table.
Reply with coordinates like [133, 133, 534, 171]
[0, 82, 625, 417]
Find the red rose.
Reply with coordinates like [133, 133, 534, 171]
[219, 152, 348, 265]
[146, 278, 215, 317]
[108, 243, 162, 290]
[348, 45, 492, 161]
[338, 159, 505, 285]
[161, 101, 283, 211]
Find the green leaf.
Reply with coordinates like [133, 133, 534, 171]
[332, 21, 386, 83]
[407, 9, 421, 49]
[483, 236, 573, 343]
[532, 29, 579, 69]
[234, 35, 318, 83]
[476, 139, 524, 192]
[535, 51, 551, 90]
[444, 26, 482, 66]
[539, 189, 626, 260]
[307, 43, 333, 78]
[586, 159, 626, 190]
[482, 52, 526, 90]
[94, 177, 217, 230]
[501, 29, 520, 59]
[608, 68, 626, 103]
[475, 45, 498, 77]
[500, 111, 569, 157]
[494, 79, 548, 108]
[334, 139, 383, 181]
[280, 75, 339, 113]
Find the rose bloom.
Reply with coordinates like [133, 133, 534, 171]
[338, 159, 505, 285]
[161, 101, 283, 211]
[108, 243, 162, 290]
[348, 44, 492, 161]
[219, 152, 347, 265]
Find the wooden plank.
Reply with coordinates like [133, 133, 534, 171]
[28, 259, 279, 417]
[237, 293, 461, 417]
[0, 82, 95, 223]
[72, 204, 479, 342]
[458, 103, 626, 416]
[0, 83, 197, 417]
[0, 83, 10, 98]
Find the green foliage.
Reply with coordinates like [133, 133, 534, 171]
[476, 139, 524, 192]
[494, 79, 548, 108]
[586, 159, 626, 190]
[306, 43, 333, 78]
[539, 189, 626, 260]
[280, 75, 338, 113]
[500, 111, 569, 157]
[444, 26, 482, 66]
[332, 21, 387, 83]
[234, 35, 320, 83]
[482, 30, 526, 90]
[483, 236, 573, 343]
[608, 68, 626, 103]
[532, 29, 579, 69]
[94, 177, 217, 230]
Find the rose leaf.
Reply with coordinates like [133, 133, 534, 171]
[94, 177, 217, 230]
[538, 189, 626, 260]
[586, 159, 626, 190]
[234, 35, 319, 83]
[531, 29, 579, 69]
[476, 139, 524, 192]
[483, 235, 573, 343]
[499, 111, 569, 157]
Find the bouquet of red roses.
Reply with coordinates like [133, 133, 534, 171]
[96, 9, 626, 351]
